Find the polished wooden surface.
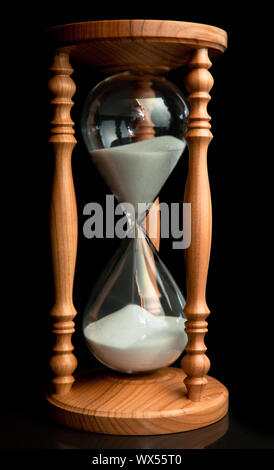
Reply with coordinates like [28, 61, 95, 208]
[47, 367, 228, 435]
[146, 198, 160, 251]
[132, 75, 160, 251]
[181, 48, 213, 401]
[46, 19, 227, 73]
[46, 20, 228, 433]
[131, 77, 156, 142]
[52, 414, 229, 449]
[48, 51, 78, 395]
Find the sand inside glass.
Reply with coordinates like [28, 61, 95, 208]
[85, 135, 187, 373]
[91, 135, 186, 213]
[84, 304, 187, 373]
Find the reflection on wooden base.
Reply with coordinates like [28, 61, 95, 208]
[51, 413, 229, 449]
[46, 367, 228, 436]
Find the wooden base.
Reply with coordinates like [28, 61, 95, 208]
[52, 414, 229, 449]
[46, 367, 228, 435]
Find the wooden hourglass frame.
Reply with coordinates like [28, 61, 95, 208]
[46, 19, 228, 435]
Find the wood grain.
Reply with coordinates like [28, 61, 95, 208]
[132, 76, 160, 250]
[48, 51, 78, 395]
[181, 48, 213, 402]
[45, 20, 228, 432]
[46, 367, 228, 435]
[131, 76, 161, 304]
[131, 77, 156, 142]
[145, 198, 160, 251]
[53, 413, 229, 449]
[46, 20, 227, 73]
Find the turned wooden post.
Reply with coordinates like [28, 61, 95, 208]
[132, 77, 156, 142]
[131, 78, 160, 250]
[48, 51, 78, 395]
[181, 48, 213, 402]
[45, 19, 228, 434]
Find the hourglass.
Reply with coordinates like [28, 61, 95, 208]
[81, 71, 189, 375]
[46, 19, 228, 435]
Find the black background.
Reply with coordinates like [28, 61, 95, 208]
[1, 0, 273, 452]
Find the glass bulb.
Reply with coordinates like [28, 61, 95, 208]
[81, 71, 188, 152]
[81, 71, 189, 374]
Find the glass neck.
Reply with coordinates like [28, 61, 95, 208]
[119, 201, 154, 241]
[121, 202, 153, 226]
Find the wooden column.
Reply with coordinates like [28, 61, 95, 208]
[181, 48, 213, 402]
[131, 77, 160, 251]
[131, 77, 156, 142]
[48, 51, 78, 395]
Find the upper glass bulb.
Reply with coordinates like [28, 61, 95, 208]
[81, 71, 188, 215]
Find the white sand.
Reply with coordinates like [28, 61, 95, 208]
[91, 136, 185, 213]
[84, 303, 188, 373]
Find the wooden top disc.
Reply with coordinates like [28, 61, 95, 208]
[46, 19, 227, 73]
